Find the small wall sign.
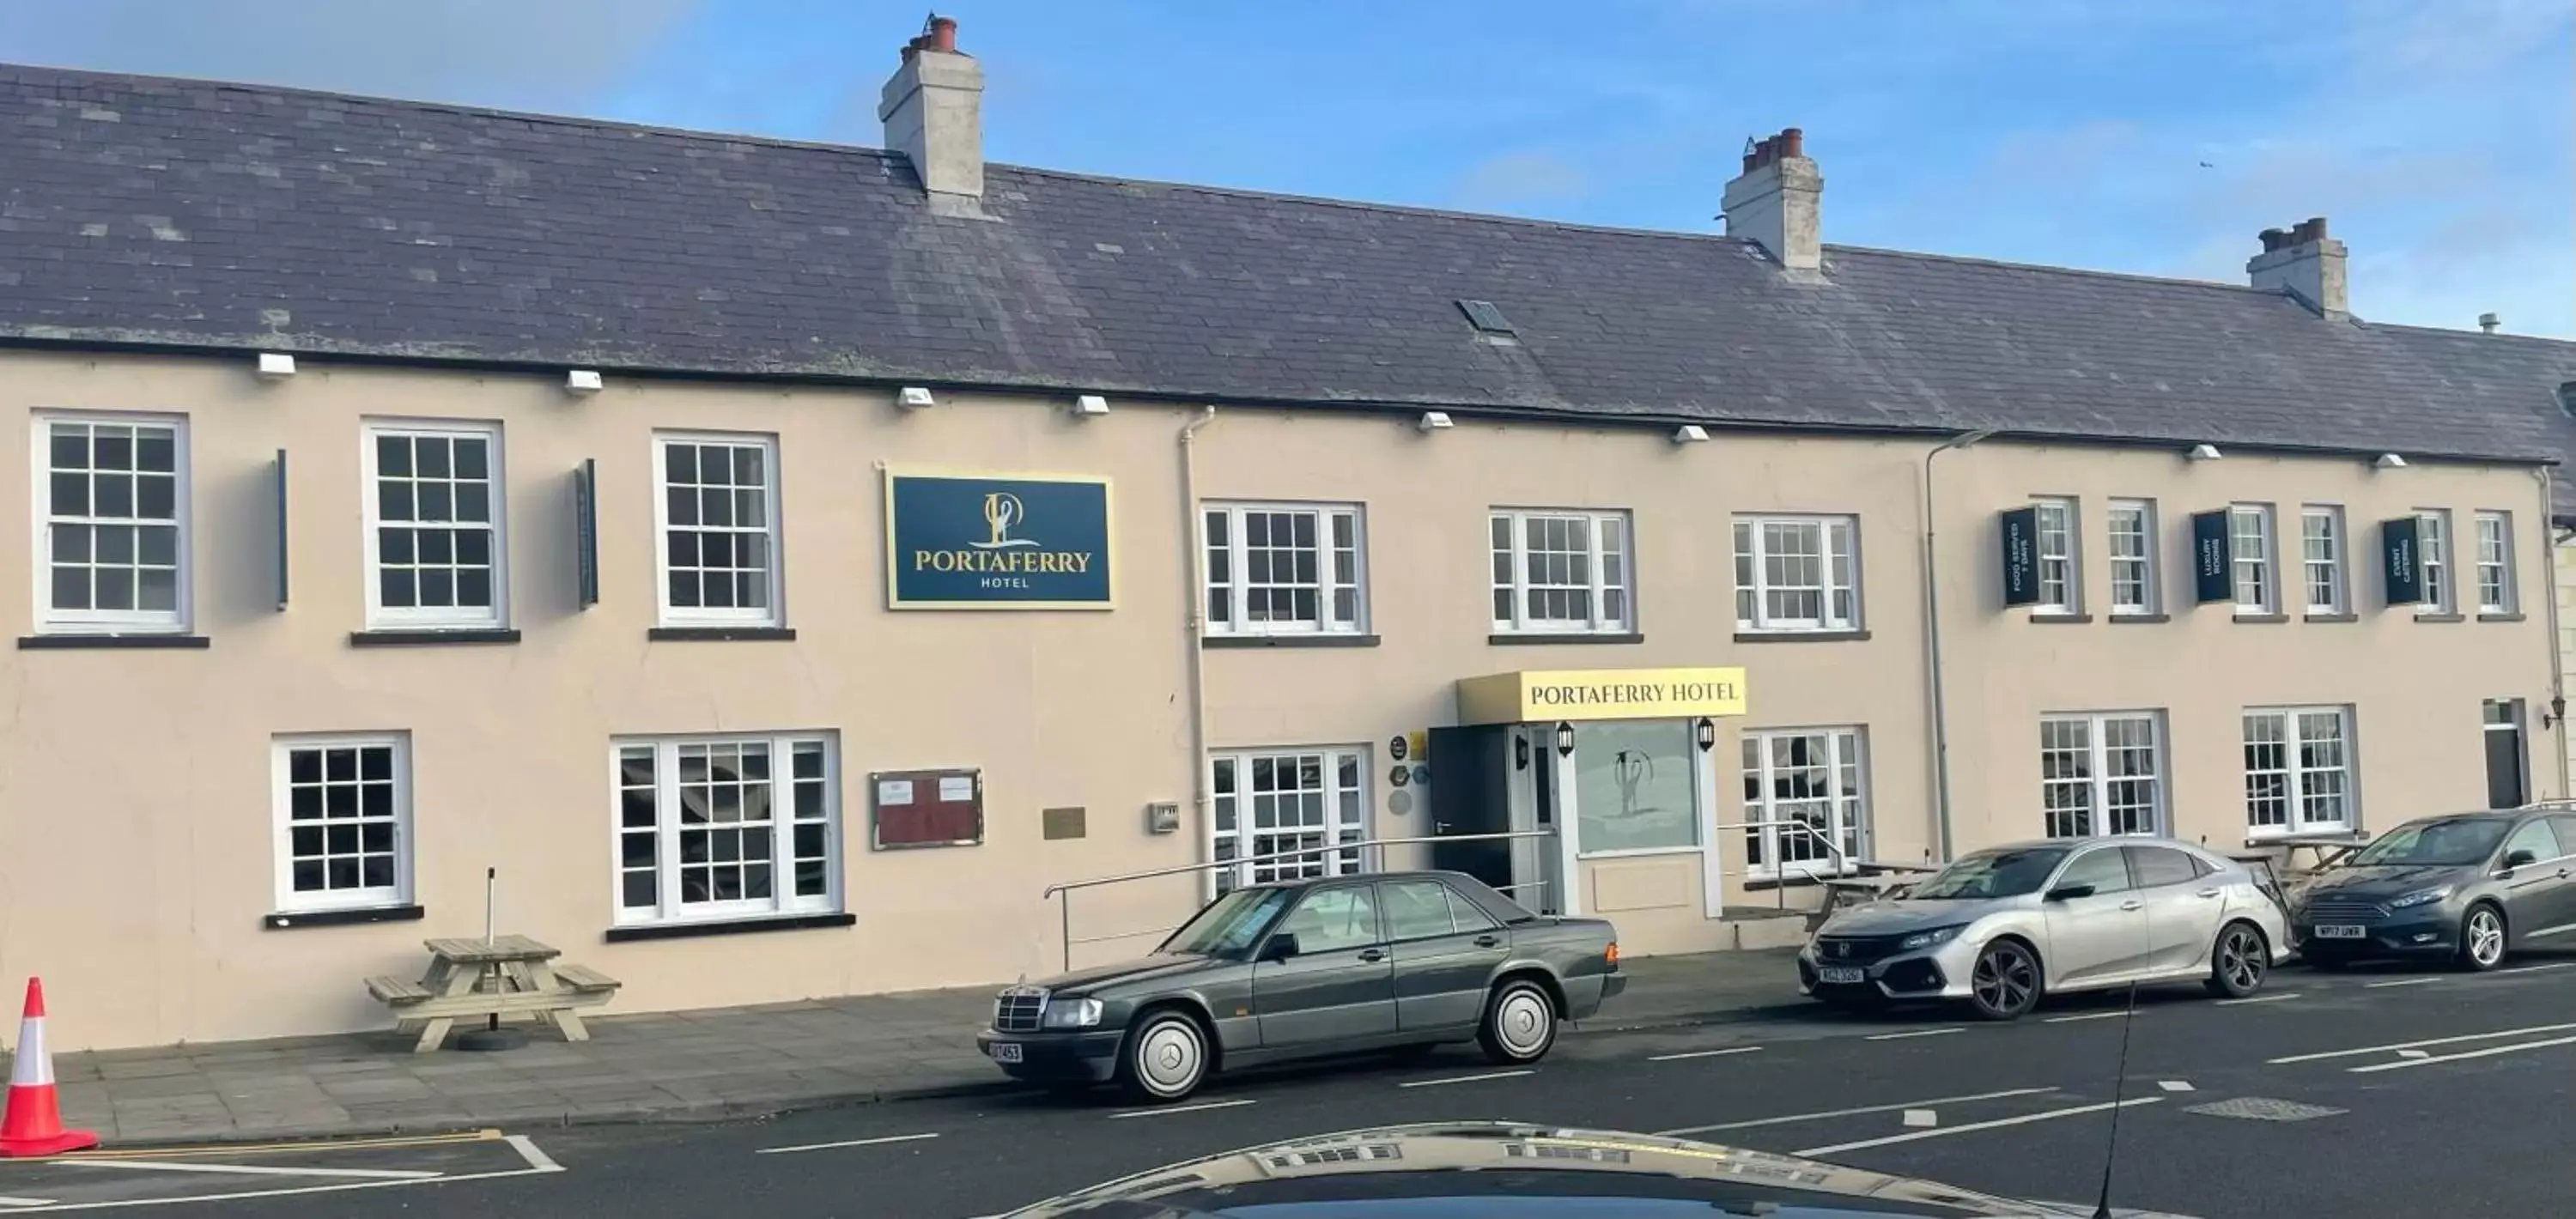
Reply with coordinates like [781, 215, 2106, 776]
[2190, 510, 2233, 603]
[2381, 517, 2422, 605]
[884, 470, 1114, 610]
[872, 767, 983, 849]
[1999, 506, 2039, 607]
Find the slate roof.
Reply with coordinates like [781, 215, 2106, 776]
[4, 63, 2575, 498]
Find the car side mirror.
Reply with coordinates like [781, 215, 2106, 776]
[2044, 883, 2096, 902]
[2505, 849, 2539, 870]
[1258, 933, 1301, 962]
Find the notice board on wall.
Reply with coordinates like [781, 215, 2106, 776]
[872, 767, 984, 850]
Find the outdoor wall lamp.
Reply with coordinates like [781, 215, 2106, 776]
[1553, 721, 1576, 758]
[565, 369, 605, 397]
[2373, 452, 2409, 470]
[1695, 717, 1717, 752]
[2185, 443, 2222, 461]
[1514, 735, 1530, 771]
[255, 352, 296, 380]
[2545, 694, 2567, 730]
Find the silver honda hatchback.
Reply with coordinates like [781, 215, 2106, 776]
[1798, 837, 2291, 1020]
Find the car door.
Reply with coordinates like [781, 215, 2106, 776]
[1250, 883, 1398, 1049]
[2038, 846, 2148, 988]
[2496, 817, 2576, 946]
[1381, 878, 1510, 1034]
[2125, 845, 2225, 975]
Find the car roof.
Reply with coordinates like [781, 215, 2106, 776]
[1972, 836, 2202, 853]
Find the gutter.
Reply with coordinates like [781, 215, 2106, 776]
[1920, 428, 1995, 862]
[1178, 406, 1219, 875]
[2546, 468, 2571, 799]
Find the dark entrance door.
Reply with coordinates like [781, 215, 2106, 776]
[2485, 699, 2527, 809]
[1427, 725, 1512, 891]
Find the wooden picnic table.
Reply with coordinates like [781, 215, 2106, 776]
[364, 934, 621, 1052]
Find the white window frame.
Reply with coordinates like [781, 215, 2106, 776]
[1491, 508, 1635, 634]
[1202, 502, 1367, 636]
[270, 733, 412, 914]
[32, 411, 191, 634]
[2474, 510, 2516, 615]
[2300, 505, 2345, 616]
[2105, 499, 2155, 616]
[361, 420, 508, 630]
[1732, 514, 1861, 632]
[611, 733, 841, 928]
[2031, 498, 2081, 615]
[2229, 503, 2276, 616]
[2415, 508, 2454, 616]
[2242, 707, 2354, 838]
[1740, 727, 1869, 881]
[1208, 746, 1370, 895]
[2038, 711, 2166, 838]
[653, 432, 785, 628]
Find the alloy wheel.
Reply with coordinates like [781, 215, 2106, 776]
[2466, 907, 2506, 968]
[2218, 925, 2266, 992]
[1971, 943, 2037, 1017]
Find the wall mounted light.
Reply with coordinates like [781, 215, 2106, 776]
[1418, 411, 1455, 432]
[2185, 443, 2223, 461]
[2373, 452, 2409, 470]
[1553, 721, 1576, 758]
[1694, 717, 1717, 752]
[255, 352, 296, 380]
[1514, 735, 1530, 771]
[2544, 694, 2567, 730]
[896, 385, 936, 409]
[1072, 394, 1109, 419]
[1673, 424, 1710, 445]
[565, 369, 604, 396]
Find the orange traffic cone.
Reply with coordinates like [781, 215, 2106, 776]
[0, 979, 98, 1156]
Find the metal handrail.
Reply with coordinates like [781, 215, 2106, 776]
[1041, 830, 1559, 972]
[1707, 821, 1853, 910]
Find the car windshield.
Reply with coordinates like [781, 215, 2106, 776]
[2349, 818, 2511, 867]
[1158, 886, 1296, 957]
[1907, 846, 2072, 901]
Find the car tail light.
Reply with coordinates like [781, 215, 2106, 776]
[1605, 942, 1620, 968]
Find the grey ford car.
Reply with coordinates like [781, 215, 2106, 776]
[975, 870, 1624, 1102]
[2292, 809, 2576, 969]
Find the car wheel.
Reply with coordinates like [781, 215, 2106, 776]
[2457, 904, 2507, 973]
[2204, 922, 2269, 998]
[1477, 979, 1558, 1064]
[1115, 1010, 1209, 1103]
[1965, 940, 2041, 1021]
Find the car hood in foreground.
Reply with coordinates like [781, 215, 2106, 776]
[1016, 952, 1223, 996]
[1816, 898, 2011, 937]
[2295, 864, 2476, 902]
[999, 1122, 2196, 1217]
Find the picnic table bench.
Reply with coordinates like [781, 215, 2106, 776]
[364, 934, 621, 1052]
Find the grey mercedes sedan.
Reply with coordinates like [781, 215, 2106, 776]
[975, 870, 1624, 1102]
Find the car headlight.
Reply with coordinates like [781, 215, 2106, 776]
[1040, 997, 1104, 1028]
[1899, 925, 1965, 951]
[2386, 886, 2454, 910]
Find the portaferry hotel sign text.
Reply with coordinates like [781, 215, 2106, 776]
[884, 470, 1114, 609]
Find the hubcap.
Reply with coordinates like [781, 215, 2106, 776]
[2469, 911, 2505, 965]
[1495, 988, 1552, 1055]
[1136, 1020, 1202, 1094]
[1974, 947, 2035, 1013]
[2221, 929, 2264, 990]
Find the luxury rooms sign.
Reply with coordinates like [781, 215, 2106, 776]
[1456, 666, 1750, 725]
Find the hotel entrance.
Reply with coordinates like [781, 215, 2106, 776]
[1431, 668, 1747, 934]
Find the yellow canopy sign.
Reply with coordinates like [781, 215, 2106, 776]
[1456, 666, 1748, 725]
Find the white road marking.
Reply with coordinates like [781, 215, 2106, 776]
[2362, 977, 2443, 989]
[2044, 1010, 2133, 1023]
[2496, 962, 2573, 975]
[2157, 1080, 2195, 1092]
[1398, 1070, 1535, 1089]
[756, 1131, 943, 1155]
[1863, 1027, 1963, 1041]
[2214, 992, 2300, 1006]
[2265, 1022, 2576, 1064]
[2348, 1033, 2576, 1074]
[1654, 1088, 2059, 1136]
[1901, 1109, 1937, 1128]
[1646, 1046, 1763, 1062]
[57, 1161, 440, 1181]
[0, 1198, 58, 1210]
[1110, 1099, 1257, 1119]
[1794, 1097, 2163, 1156]
[504, 1135, 562, 1174]
[6, 1164, 562, 1212]
[2397, 1049, 2430, 1059]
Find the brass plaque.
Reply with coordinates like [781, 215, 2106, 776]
[1042, 806, 1087, 840]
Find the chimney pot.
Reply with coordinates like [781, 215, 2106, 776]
[1722, 124, 1823, 272]
[2478, 312, 2500, 334]
[878, 16, 985, 202]
[929, 15, 957, 52]
[2247, 215, 2347, 318]
[1778, 127, 1804, 159]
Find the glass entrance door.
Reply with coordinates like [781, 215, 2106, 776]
[2485, 699, 2527, 810]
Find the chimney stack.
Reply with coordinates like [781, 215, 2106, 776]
[2245, 216, 2347, 318]
[1721, 127, 1823, 271]
[878, 15, 983, 204]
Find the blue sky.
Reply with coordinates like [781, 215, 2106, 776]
[4, 0, 2568, 334]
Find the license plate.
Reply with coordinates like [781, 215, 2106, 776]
[988, 1041, 1024, 1064]
[2313, 925, 2367, 940]
[1819, 967, 1868, 985]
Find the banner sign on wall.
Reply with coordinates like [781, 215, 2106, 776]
[2190, 510, 2233, 603]
[1999, 506, 2040, 608]
[885, 470, 1114, 609]
[2381, 517, 2422, 605]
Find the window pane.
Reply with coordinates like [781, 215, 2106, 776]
[1572, 721, 1698, 852]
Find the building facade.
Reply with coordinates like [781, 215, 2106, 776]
[2, 30, 2571, 1049]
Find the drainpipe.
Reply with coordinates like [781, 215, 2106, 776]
[1921, 429, 1995, 862]
[2541, 466, 2570, 799]
[1179, 407, 1219, 869]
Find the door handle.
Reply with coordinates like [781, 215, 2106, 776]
[1358, 949, 1387, 963]
[2558, 869, 2571, 881]
[2119, 901, 2144, 912]
[1474, 935, 1502, 949]
[1434, 822, 1454, 834]
[2195, 888, 2222, 899]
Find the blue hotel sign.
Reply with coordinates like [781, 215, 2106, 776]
[884, 471, 1114, 610]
